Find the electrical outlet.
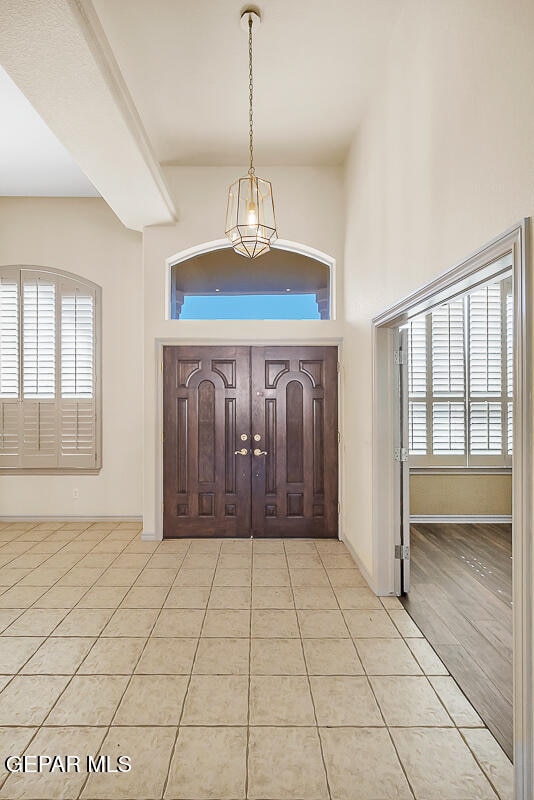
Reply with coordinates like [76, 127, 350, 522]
[73, 488, 79, 499]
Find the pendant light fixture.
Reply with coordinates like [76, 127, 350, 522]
[225, 7, 277, 258]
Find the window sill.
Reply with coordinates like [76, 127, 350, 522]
[410, 466, 512, 475]
[0, 468, 102, 475]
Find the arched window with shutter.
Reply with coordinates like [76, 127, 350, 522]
[0, 266, 101, 470]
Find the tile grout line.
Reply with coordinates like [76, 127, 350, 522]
[0, 528, 511, 800]
[456, 726, 507, 800]
[364, 652, 419, 800]
[0, 520, 139, 796]
[160, 538, 223, 800]
[245, 538, 253, 800]
[318, 541, 364, 670]
[1, 519, 135, 617]
[76, 537, 193, 800]
[0, 522, 109, 608]
[0, 523, 134, 682]
[286, 539, 333, 800]
[320, 543, 452, 800]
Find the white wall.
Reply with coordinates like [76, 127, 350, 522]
[142, 165, 345, 536]
[342, 0, 534, 577]
[0, 198, 143, 516]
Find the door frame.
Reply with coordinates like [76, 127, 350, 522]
[371, 220, 532, 797]
[154, 337, 344, 543]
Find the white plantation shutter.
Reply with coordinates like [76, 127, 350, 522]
[431, 301, 465, 396]
[0, 400, 20, 467]
[469, 402, 502, 455]
[22, 277, 56, 398]
[409, 401, 427, 455]
[61, 289, 94, 398]
[0, 275, 21, 466]
[0, 275, 19, 398]
[22, 400, 58, 467]
[60, 399, 96, 467]
[407, 317, 428, 454]
[469, 285, 502, 396]
[429, 299, 466, 464]
[408, 317, 426, 396]
[432, 402, 465, 455]
[59, 286, 96, 467]
[467, 284, 506, 463]
[507, 402, 513, 456]
[0, 267, 100, 470]
[506, 288, 513, 456]
[407, 276, 512, 466]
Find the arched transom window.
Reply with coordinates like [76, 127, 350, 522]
[171, 248, 331, 320]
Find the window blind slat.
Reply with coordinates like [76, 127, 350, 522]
[0, 278, 20, 398]
[507, 401, 513, 456]
[23, 279, 56, 399]
[409, 401, 427, 454]
[432, 402, 465, 455]
[469, 285, 502, 396]
[431, 301, 464, 396]
[61, 291, 94, 399]
[0, 400, 20, 465]
[22, 400, 58, 467]
[469, 401, 503, 455]
[59, 399, 96, 467]
[408, 317, 426, 396]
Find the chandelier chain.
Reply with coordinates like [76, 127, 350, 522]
[248, 14, 255, 176]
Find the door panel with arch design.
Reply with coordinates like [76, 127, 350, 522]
[163, 345, 338, 538]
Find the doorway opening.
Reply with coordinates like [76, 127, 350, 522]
[162, 345, 339, 539]
[372, 221, 532, 798]
[398, 272, 513, 757]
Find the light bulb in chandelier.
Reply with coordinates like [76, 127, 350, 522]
[246, 201, 258, 228]
[225, 8, 277, 259]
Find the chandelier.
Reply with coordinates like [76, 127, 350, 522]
[225, 8, 277, 259]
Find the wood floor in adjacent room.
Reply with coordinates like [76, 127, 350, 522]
[401, 523, 512, 760]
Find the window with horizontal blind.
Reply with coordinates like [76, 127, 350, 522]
[0, 267, 100, 470]
[406, 275, 512, 467]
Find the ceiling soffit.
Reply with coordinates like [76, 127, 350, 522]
[0, 0, 176, 229]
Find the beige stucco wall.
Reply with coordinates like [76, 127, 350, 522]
[342, 0, 534, 577]
[0, 198, 143, 517]
[410, 474, 512, 516]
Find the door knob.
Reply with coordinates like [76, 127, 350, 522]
[234, 448, 249, 456]
[253, 448, 268, 456]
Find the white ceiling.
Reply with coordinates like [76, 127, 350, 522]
[0, 65, 98, 197]
[0, 0, 401, 210]
[90, 0, 401, 166]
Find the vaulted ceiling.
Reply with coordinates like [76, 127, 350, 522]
[0, 0, 402, 227]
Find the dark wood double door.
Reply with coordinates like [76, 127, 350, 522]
[163, 346, 338, 538]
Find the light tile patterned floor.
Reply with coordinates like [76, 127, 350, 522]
[0, 520, 513, 800]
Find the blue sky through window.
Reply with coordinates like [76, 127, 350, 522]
[179, 293, 321, 320]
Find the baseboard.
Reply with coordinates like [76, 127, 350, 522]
[340, 535, 378, 594]
[410, 514, 512, 524]
[0, 515, 142, 522]
[141, 530, 157, 541]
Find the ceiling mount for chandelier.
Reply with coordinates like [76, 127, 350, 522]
[225, 7, 277, 259]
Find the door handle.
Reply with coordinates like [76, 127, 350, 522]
[253, 448, 268, 456]
[234, 448, 249, 456]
